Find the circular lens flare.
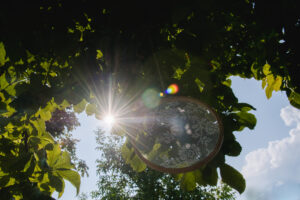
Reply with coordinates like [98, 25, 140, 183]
[165, 84, 179, 94]
[104, 114, 115, 125]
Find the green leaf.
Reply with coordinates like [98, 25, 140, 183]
[5, 84, 16, 96]
[180, 171, 196, 191]
[56, 169, 80, 195]
[263, 63, 271, 75]
[203, 166, 218, 185]
[0, 42, 9, 67]
[40, 61, 50, 71]
[96, 50, 103, 59]
[220, 164, 246, 194]
[261, 78, 266, 89]
[147, 143, 161, 160]
[39, 109, 52, 121]
[53, 151, 74, 170]
[265, 84, 273, 99]
[46, 143, 61, 167]
[85, 103, 97, 116]
[235, 111, 257, 130]
[174, 68, 185, 80]
[195, 78, 205, 92]
[222, 79, 232, 87]
[0, 175, 15, 188]
[193, 169, 205, 185]
[264, 75, 273, 98]
[121, 141, 146, 172]
[5, 122, 14, 133]
[26, 50, 36, 63]
[224, 140, 242, 156]
[121, 142, 134, 164]
[289, 92, 300, 109]
[273, 76, 282, 91]
[0, 175, 10, 187]
[49, 173, 64, 195]
[59, 99, 70, 109]
[49, 71, 57, 77]
[7, 66, 16, 81]
[0, 72, 9, 90]
[74, 99, 87, 113]
[250, 62, 258, 79]
[30, 119, 46, 135]
[130, 155, 147, 172]
[15, 59, 24, 65]
[0, 101, 7, 114]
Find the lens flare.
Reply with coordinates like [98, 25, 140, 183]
[142, 88, 161, 108]
[104, 114, 115, 125]
[165, 84, 179, 94]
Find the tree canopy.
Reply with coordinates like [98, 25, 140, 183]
[90, 129, 236, 200]
[0, 0, 299, 199]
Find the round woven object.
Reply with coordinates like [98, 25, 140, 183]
[129, 97, 223, 174]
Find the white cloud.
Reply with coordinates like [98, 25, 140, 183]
[241, 106, 300, 200]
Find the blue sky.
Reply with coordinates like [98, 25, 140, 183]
[58, 77, 300, 200]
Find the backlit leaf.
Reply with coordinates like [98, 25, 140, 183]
[0, 73, 9, 90]
[74, 99, 87, 114]
[39, 109, 52, 121]
[0, 42, 9, 67]
[261, 78, 266, 89]
[46, 143, 61, 167]
[273, 76, 282, 91]
[262, 63, 271, 75]
[56, 169, 80, 195]
[195, 78, 205, 92]
[53, 151, 74, 170]
[26, 50, 35, 63]
[30, 119, 46, 135]
[85, 103, 97, 116]
[96, 50, 103, 59]
[121, 142, 134, 164]
[180, 171, 196, 191]
[41, 61, 50, 71]
[130, 155, 146, 172]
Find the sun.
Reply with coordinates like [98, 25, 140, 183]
[104, 114, 115, 125]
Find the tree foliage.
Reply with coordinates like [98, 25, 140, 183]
[91, 129, 236, 200]
[0, 0, 299, 198]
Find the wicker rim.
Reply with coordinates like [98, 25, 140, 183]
[128, 96, 224, 174]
